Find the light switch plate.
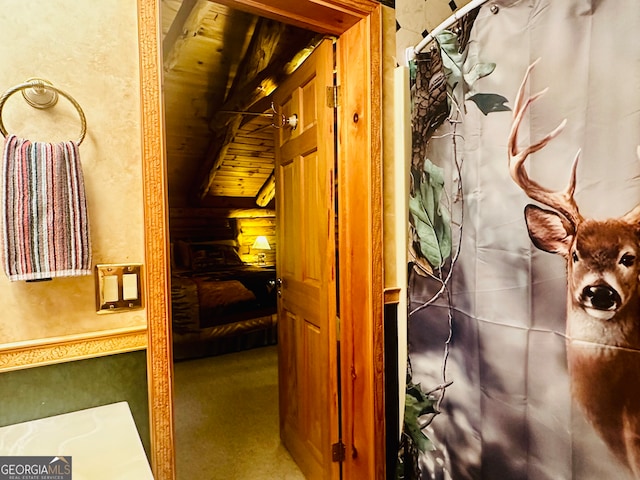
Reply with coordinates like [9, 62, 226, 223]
[95, 264, 143, 313]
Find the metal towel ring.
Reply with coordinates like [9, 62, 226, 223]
[0, 79, 87, 145]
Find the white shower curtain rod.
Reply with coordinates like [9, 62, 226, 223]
[404, 0, 490, 65]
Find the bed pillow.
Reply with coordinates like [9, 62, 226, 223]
[190, 243, 244, 272]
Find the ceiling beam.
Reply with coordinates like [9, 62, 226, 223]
[226, 18, 286, 105]
[210, 17, 287, 130]
[193, 18, 319, 203]
[256, 172, 275, 207]
[194, 17, 288, 200]
[211, 31, 321, 130]
[162, 0, 211, 72]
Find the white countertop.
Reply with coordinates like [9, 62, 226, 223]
[0, 402, 154, 479]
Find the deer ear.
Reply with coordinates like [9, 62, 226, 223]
[621, 204, 640, 224]
[523, 204, 574, 256]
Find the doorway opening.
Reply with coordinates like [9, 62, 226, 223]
[161, 1, 335, 478]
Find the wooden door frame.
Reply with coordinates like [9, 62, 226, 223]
[336, 11, 385, 479]
[139, 0, 385, 479]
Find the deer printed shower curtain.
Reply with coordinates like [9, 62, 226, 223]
[402, 1, 640, 479]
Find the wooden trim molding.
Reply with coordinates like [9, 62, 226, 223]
[211, 0, 377, 36]
[0, 326, 147, 373]
[138, 0, 176, 479]
[338, 5, 386, 479]
[384, 287, 401, 305]
[142, 1, 384, 479]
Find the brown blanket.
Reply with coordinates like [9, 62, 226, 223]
[193, 278, 256, 309]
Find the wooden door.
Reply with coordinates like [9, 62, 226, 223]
[274, 38, 339, 480]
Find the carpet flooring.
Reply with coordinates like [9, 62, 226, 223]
[174, 346, 305, 480]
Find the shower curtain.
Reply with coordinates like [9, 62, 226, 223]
[403, 1, 640, 479]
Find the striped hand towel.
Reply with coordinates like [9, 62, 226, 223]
[2, 134, 91, 281]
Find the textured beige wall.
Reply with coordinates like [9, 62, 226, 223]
[0, 0, 145, 344]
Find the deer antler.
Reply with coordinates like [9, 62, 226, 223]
[508, 59, 583, 226]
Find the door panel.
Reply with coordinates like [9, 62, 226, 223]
[275, 38, 338, 480]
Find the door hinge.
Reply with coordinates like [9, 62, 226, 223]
[332, 441, 346, 462]
[326, 85, 341, 108]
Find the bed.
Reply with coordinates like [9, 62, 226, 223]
[170, 240, 278, 360]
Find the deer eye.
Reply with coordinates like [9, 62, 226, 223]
[620, 253, 636, 267]
[572, 251, 579, 263]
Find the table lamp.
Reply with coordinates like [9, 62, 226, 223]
[252, 235, 271, 265]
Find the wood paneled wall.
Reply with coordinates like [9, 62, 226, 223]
[236, 216, 276, 265]
[169, 207, 276, 267]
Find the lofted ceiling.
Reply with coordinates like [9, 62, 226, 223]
[160, 0, 479, 211]
[161, 0, 320, 208]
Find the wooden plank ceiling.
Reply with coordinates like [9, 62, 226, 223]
[161, 0, 320, 208]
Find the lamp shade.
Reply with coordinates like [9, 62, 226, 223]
[252, 235, 271, 250]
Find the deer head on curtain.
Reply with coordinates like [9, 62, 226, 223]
[509, 60, 640, 477]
